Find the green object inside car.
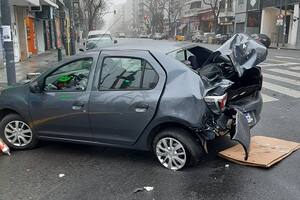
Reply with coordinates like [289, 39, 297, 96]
[58, 75, 73, 83]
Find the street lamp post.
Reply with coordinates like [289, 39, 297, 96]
[1, 0, 16, 85]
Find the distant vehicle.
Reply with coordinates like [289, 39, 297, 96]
[87, 30, 112, 39]
[203, 32, 216, 43]
[118, 33, 126, 38]
[138, 34, 148, 39]
[215, 34, 232, 44]
[251, 34, 271, 48]
[192, 32, 205, 43]
[83, 37, 117, 51]
[152, 33, 163, 40]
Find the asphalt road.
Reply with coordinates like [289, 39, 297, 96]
[0, 40, 300, 200]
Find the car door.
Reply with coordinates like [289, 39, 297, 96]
[89, 50, 166, 145]
[28, 56, 96, 140]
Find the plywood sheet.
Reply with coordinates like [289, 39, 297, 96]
[218, 136, 300, 168]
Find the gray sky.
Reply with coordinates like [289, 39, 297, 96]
[102, 0, 127, 30]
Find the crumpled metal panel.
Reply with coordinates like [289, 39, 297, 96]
[217, 33, 267, 77]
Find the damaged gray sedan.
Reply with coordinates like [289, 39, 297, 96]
[0, 34, 266, 170]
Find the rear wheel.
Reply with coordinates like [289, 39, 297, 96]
[153, 128, 203, 171]
[0, 114, 38, 149]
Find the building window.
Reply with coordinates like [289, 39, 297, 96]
[190, 1, 201, 9]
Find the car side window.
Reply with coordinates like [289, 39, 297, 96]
[44, 58, 93, 92]
[99, 57, 158, 90]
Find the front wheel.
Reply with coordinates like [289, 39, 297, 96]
[153, 128, 204, 171]
[0, 114, 38, 149]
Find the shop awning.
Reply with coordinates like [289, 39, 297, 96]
[41, 0, 59, 9]
[178, 24, 187, 30]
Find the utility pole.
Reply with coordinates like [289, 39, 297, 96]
[277, 0, 283, 49]
[1, 0, 16, 85]
[282, 0, 287, 47]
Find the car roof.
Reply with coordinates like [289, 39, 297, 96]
[88, 30, 111, 36]
[88, 40, 198, 54]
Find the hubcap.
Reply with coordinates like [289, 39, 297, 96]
[4, 120, 32, 147]
[156, 137, 187, 171]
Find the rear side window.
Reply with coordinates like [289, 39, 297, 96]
[99, 57, 159, 90]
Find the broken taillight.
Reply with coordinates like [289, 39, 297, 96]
[204, 93, 228, 114]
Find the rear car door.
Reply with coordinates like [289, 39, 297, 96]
[89, 50, 166, 145]
[29, 56, 96, 140]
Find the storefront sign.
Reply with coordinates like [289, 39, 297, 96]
[1, 26, 12, 42]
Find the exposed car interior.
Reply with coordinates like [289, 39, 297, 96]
[44, 58, 93, 92]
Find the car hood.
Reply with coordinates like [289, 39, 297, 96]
[216, 33, 267, 77]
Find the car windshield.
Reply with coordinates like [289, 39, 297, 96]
[86, 38, 113, 50]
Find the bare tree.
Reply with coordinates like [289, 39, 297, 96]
[164, 0, 183, 37]
[203, 0, 221, 32]
[143, 0, 168, 34]
[80, 0, 107, 32]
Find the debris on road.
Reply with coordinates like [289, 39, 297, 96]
[58, 174, 65, 178]
[0, 139, 11, 156]
[219, 136, 300, 168]
[133, 186, 154, 194]
[225, 164, 230, 168]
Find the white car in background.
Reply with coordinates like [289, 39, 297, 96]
[87, 30, 112, 39]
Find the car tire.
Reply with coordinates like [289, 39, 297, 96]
[0, 114, 38, 150]
[153, 128, 203, 171]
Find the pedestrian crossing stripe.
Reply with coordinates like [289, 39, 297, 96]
[266, 68, 300, 78]
[261, 94, 278, 102]
[263, 82, 300, 98]
[263, 73, 300, 86]
[259, 63, 299, 67]
[289, 66, 300, 70]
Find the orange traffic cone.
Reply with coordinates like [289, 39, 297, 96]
[0, 139, 11, 156]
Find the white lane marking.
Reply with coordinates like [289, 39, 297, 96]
[266, 68, 300, 78]
[259, 63, 299, 67]
[266, 58, 287, 63]
[275, 56, 300, 61]
[263, 82, 300, 98]
[261, 94, 278, 102]
[289, 66, 300, 70]
[263, 73, 300, 86]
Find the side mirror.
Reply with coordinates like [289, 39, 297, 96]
[29, 81, 43, 93]
[79, 48, 84, 52]
[114, 40, 118, 44]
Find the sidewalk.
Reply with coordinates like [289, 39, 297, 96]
[0, 49, 67, 90]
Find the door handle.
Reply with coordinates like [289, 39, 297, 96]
[135, 103, 149, 113]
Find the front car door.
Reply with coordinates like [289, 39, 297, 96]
[29, 55, 97, 140]
[89, 50, 166, 145]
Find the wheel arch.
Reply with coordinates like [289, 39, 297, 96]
[0, 108, 23, 123]
[146, 121, 198, 150]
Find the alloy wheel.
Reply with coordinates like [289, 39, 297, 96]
[4, 120, 33, 147]
[156, 137, 187, 171]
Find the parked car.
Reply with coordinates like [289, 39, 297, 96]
[251, 34, 271, 48]
[0, 34, 266, 171]
[203, 32, 216, 43]
[87, 30, 112, 39]
[138, 34, 149, 39]
[215, 34, 232, 44]
[152, 33, 163, 40]
[118, 33, 126, 38]
[80, 37, 117, 51]
[192, 32, 205, 43]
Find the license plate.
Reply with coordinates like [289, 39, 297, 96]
[245, 112, 256, 125]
